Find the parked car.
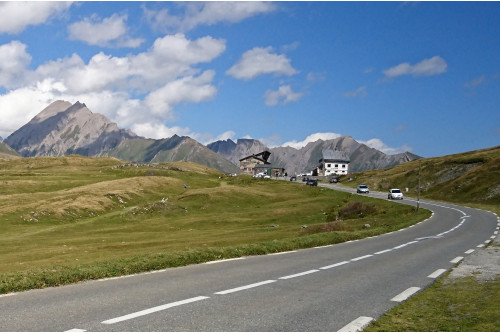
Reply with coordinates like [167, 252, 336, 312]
[306, 179, 318, 186]
[356, 184, 369, 194]
[290, 176, 297, 181]
[388, 188, 404, 200]
[329, 177, 340, 183]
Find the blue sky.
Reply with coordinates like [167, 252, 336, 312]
[0, 1, 498, 158]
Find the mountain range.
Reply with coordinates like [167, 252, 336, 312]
[4, 101, 420, 173]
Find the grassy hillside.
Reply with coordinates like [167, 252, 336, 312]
[0, 155, 429, 293]
[343, 145, 500, 206]
[0, 142, 20, 159]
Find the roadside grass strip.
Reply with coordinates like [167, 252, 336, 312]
[338, 316, 374, 332]
[391, 287, 421, 302]
[102, 296, 210, 324]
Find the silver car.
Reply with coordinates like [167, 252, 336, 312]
[356, 184, 369, 194]
[388, 188, 403, 200]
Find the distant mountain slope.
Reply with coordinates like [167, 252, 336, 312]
[208, 137, 420, 174]
[5, 101, 238, 173]
[5, 101, 136, 157]
[0, 141, 20, 159]
[345, 145, 500, 205]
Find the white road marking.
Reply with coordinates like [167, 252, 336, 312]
[450, 256, 464, 264]
[465, 249, 475, 254]
[350, 254, 373, 261]
[268, 251, 297, 256]
[338, 316, 374, 332]
[0, 292, 17, 298]
[102, 296, 209, 324]
[391, 287, 421, 302]
[320, 261, 349, 270]
[65, 329, 87, 332]
[428, 269, 447, 278]
[214, 280, 276, 295]
[205, 257, 245, 264]
[477, 244, 485, 248]
[374, 249, 392, 255]
[279, 270, 319, 280]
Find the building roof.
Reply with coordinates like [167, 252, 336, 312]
[320, 149, 350, 162]
[239, 150, 271, 162]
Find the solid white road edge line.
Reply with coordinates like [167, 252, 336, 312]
[214, 280, 276, 295]
[391, 287, 421, 302]
[102, 296, 210, 324]
[279, 270, 319, 280]
[205, 257, 245, 264]
[338, 316, 374, 332]
[65, 329, 87, 332]
[428, 269, 447, 279]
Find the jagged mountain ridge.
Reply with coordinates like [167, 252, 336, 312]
[5, 100, 419, 174]
[5, 101, 239, 173]
[208, 137, 420, 174]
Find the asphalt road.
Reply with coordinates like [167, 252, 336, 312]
[1, 184, 498, 332]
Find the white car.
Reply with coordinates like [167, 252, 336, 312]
[388, 188, 404, 200]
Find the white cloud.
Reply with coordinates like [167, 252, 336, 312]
[144, 2, 276, 33]
[68, 13, 144, 48]
[281, 132, 343, 149]
[0, 34, 225, 139]
[359, 138, 412, 155]
[264, 85, 303, 106]
[0, 2, 72, 34]
[145, 70, 217, 117]
[344, 86, 367, 98]
[0, 41, 32, 88]
[383, 56, 447, 78]
[131, 122, 192, 140]
[226, 47, 298, 80]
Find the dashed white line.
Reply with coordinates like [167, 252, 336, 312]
[320, 261, 349, 270]
[465, 249, 475, 254]
[477, 244, 485, 248]
[351, 254, 373, 261]
[338, 316, 374, 332]
[450, 256, 464, 264]
[428, 269, 447, 279]
[391, 287, 421, 302]
[374, 249, 392, 255]
[102, 296, 210, 324]
[214, 280, 276, 295]
[279, 270, 319, 280]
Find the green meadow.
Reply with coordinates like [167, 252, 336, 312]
[0, 156, 429, 293]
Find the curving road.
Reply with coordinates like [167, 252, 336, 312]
[1, 184, 498, 332]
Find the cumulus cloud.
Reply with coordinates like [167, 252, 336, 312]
[226, 47, 298, 80]
[383, 56, 447, 78]
[359, 138, 412, 155]
[264, 85, 303, 106]
[0, 34, 226, 139]
[0, 41, 32, 88]
[0, 2, 72, 34]
[68, 13, 144, 48]
[144, 2, 276, 33]
[281, 132, 343, 149]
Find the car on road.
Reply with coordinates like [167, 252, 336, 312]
[290, 176, 297, 181]
[306, 179, 318, 186]
[329, 177, 340, 183]
[388, 188, 404, 200]
[356, 184, 369, 194]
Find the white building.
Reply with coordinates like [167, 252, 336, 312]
[318, 150, 350, 176]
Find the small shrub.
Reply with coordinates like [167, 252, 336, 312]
[339, 201, 378, 220]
